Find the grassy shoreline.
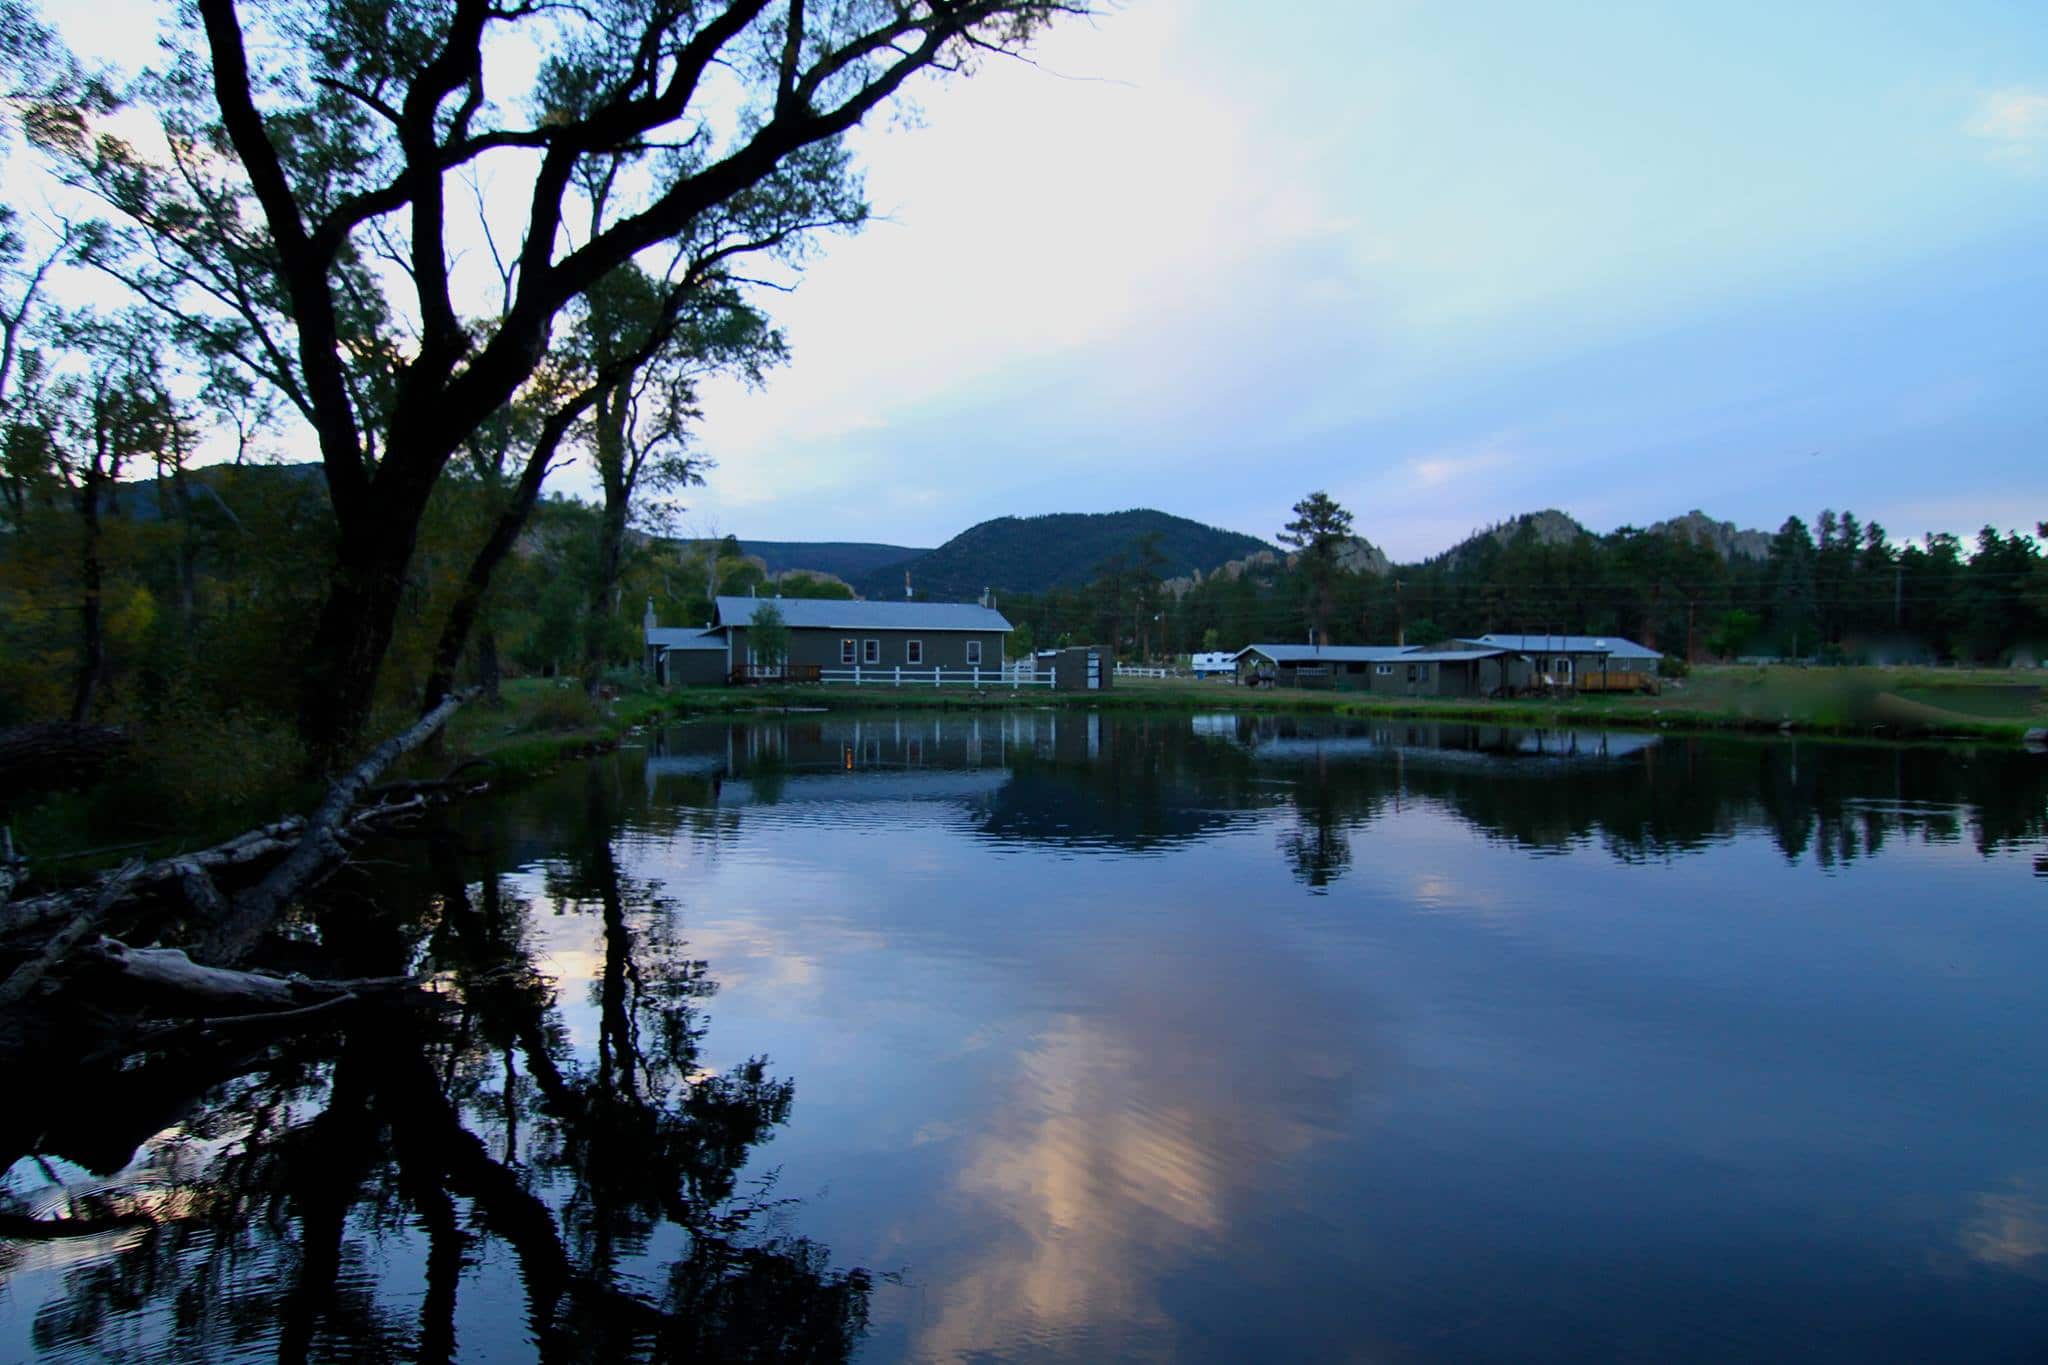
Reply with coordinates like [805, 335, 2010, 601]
[447, 665, 2044, 781]
[17, 666, 2040, 878]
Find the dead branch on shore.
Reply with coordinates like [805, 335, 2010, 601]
[0, 693, 476, 1040]
[0, 862, 144, 1011]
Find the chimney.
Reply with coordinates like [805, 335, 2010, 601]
[643, 596, 656, 633]
[904, 568, 912, 601]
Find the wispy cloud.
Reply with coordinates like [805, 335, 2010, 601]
[1407, 447, 1512, 489]
[1966, 88, 2048, 167]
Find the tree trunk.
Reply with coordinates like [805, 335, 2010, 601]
[475, 628, 501, 704]
[299, 491, 432, 769]
[583, 388, 634, 694]
[422, 398, 593, 715]
[70, 475, 106, 724]
[170, 458, 199, 627]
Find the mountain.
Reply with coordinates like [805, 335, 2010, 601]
[857, 510, 1276, 600]
[90, 461, 328, 523]
[1431, 509, 1592, 566]
[1164, 534, 1391, 598]
[1645, 510, 1772, 561]
[736, 540, 929, 581]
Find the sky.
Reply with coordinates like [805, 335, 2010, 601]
[679, 0, 2048, 559]
[37, 0, 2048, 562]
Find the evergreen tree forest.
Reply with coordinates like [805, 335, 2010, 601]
[997, 507, 2048, 667]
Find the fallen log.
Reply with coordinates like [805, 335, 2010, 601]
[1, 819, 306, 941]
[0, 863, 143, 1011]
[0, 693, 473, 978]
[68, 940, 422, 1034]
[0, 723, 131, 807]
[196, 691, 472, 966]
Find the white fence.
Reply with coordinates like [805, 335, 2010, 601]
[1113, 664, 1176, 679]
[819, 665, 1055, 688]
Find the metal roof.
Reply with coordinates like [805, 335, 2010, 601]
[1409, 648, 1514, 662]
[1473, 633, 1661, 659]
[646, 626, 724, 650]
[1233, 644, 1417, 664]
[713, 595, 1012, 632]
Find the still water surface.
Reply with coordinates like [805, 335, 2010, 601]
[4, 712, 2047, 1361]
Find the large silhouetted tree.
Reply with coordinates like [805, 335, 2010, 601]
[13, 0, 1085, 765]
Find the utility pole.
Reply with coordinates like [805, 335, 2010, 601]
[1394, 579, 1405, 646]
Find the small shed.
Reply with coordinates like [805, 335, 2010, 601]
[646, 626, 727, 686]
[1038, 646, 1112, 692]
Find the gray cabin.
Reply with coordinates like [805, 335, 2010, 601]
[1233, 643, 1517, 697]
[643, 594, 1015, 682]
[1465, 634, 1662, 690]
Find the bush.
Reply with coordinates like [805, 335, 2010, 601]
[520, 685, 598, 733]
[1657, 655, 1690, 679]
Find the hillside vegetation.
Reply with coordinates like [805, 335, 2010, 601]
[856, 509, 1276, 600]
[734, 539, 928, 581]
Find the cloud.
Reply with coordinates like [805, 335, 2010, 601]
[1966, 89, 2048, 167]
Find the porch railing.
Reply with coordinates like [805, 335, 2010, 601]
[818, 665, 1054, 688]
[728, 663, 823, 685]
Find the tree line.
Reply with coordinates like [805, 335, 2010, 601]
[997, 494, 2048, 666]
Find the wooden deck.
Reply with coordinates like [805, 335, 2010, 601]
[1574, 670, 1659, 695]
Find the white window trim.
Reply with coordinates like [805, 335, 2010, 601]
[965, 640, 983, 666]
[841, 638, 856, 664]
[1375, 663, 1393, 675]
[862, 638, 881, 664]
[906, 639, 923, 665]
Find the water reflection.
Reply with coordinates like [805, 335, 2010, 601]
[642, 711, 2048, 875]
[0, 765, 871, 1363]
[7, 713, 2048, 1362]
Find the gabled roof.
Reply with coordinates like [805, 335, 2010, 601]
[1473, 633, 1660, 659]
[647, 626, 724, 651]
[1232, 644, 1417, 665]
[713, 595, 1012, 632]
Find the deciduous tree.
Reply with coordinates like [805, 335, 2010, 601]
[14, 0, 1085, 765]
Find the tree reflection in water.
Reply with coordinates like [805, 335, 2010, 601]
[2, 767, 869, 1364]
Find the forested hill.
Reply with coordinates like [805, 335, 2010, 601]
[736, 540, 929, 581]
[856, 510, 1277, 600]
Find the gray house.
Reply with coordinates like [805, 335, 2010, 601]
[1232, 644, 1416, 690]
[1466, 634, 1661, 690]
[1233, 642, 1520, 697]
[709, 594, 1012, 681]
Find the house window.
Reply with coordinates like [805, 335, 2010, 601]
[1554, 657, 1573, 678]
[1406, 663, 1419, 682]
[906, 639, 924, 665]
[841, 638, 856, 664]
[862, 639, 880, 664]
[1375, 663, 1393, 676]
[965, 640, 983, 666]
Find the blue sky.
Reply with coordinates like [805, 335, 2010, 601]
[39, 0, 2048, 561]
[683, 0, 2048, 558]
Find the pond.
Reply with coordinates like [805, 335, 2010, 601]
[4, 712, 2047, 1361]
